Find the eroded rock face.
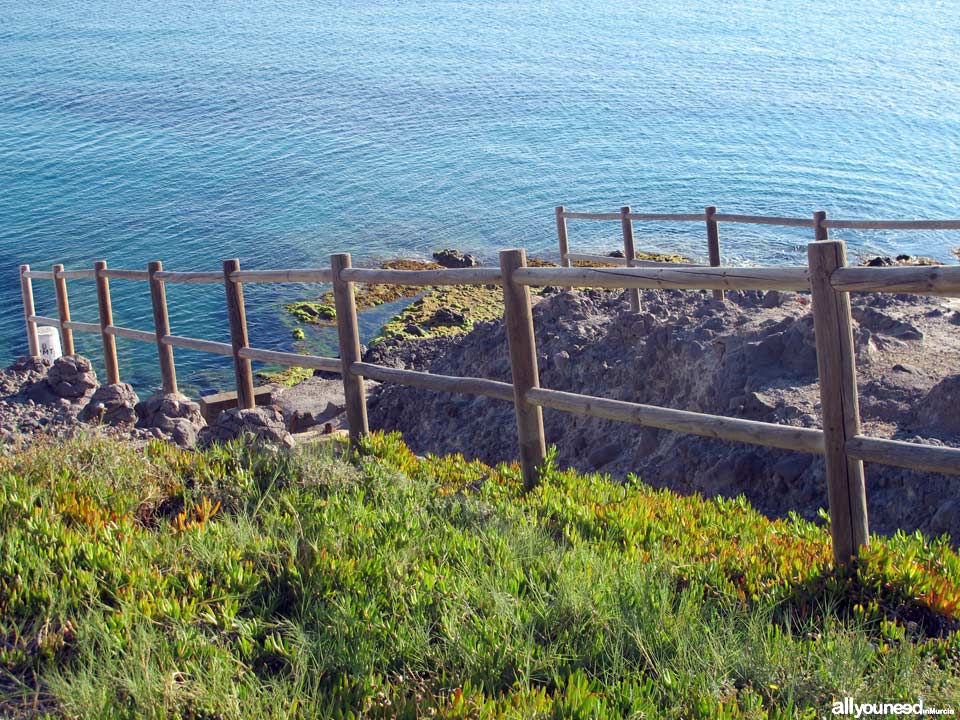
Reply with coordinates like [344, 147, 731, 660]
[135, 391, 205, 448]
[79, 384, 140, 426]
[23, 355, 99, 405]
[198, 406, 294, 449]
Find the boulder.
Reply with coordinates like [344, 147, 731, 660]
[135, 391, 206, 447]
[79, 384, 140, 426]
[198, 406, 295, 449]
[23, 355, 98, 404]
[432, 249, 480, 268]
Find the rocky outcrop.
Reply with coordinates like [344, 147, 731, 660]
[273, 376, 347, 433]
[135, 392, 206, 448]
[198, 406, 294, 449]
[79, 384, 140, 426]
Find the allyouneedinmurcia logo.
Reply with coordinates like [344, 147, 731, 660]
[829, 697, 955, 717]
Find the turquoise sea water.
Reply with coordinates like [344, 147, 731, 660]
[1, 1, 959, 393]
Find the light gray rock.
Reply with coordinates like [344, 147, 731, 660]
[273, 377, 347, 433]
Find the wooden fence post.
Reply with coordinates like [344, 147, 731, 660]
[19, 265, 40, 357]
[148, 261, 177, 394]
[500, 249, 547, 490]
[620, 206, 642, 312]
[94, 260, 120, 384]
[331, 253, 369, 447]
[556, 205, 570, 267]
[814, 210, 828, 241]
[706, 206, 724, 301]
[52, 264, 75, 356]
[222, 259, 255, 410]
[808, 240, 869, 566]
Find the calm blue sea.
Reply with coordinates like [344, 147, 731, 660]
[1, 0, 959, 394]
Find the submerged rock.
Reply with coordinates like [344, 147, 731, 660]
[433, 249, 480, 268]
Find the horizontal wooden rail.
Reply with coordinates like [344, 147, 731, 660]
[831, 265, 960, 295]
[513, 265, 811, 292]
[101, 269, 150, 281]
[61, 320, 100, 333]
[23, 271, 55, 280]
[565, 252, 629, 266]
[28, 314, 61, 327]
[562, 210, 960, 230]
[105, 325, 156, 343]
[527, 387, 826, 455]
[714, 213, 815, 227]
[565, 252, 703, 268]
[823, 219, 960, 231]
[56, 269, 96, 280]
[626, 212, 704, 222]
[845, 436, 960, 476]
[229, 269, 333, 283]
[341, 267, 501, 286]
[238, 347, 342, 373]
[351, 361, 515, 402]
[562, 212, 621, 220]
[161, 335, 234, 356]
[154, 271, 224, 284]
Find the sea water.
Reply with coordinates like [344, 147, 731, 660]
[1, 0, 958, 393]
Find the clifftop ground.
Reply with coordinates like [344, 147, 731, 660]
[1, 433, 959, 718]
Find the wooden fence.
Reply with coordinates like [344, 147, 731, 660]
[17, 216, 960, 567]
[554, 205, 960, 306]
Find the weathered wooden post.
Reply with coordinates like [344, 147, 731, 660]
[222, 259, 255, 410]
[94, 260, 120, 384]
[555, 205, 571, 267]
[499, 249, 547, 490]
[620, 206, 641, 312]
[814, 210, 828, 241]
[331, 253, 369, 447]
[52, 264, 75, 356]
[705, 206, 724, 301]
[808, 239, 869, 566]
[147, 261, 177, 394]
[19, 265, 40, 357]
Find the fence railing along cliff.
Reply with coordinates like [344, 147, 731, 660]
[17, 209, 960, 568]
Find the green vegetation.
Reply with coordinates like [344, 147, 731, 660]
[284, 301, 336, 324]
[373, 284, 504, 344]
[3, 434, 958, 719]
[254, 364, 314, 388]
